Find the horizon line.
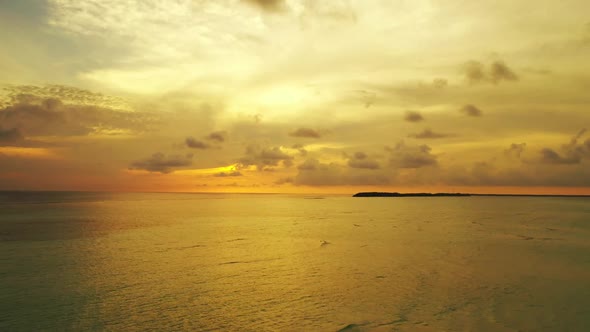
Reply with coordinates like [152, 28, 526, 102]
[1, 189, 590, 198]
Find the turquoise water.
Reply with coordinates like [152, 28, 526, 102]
[1, 192, 590, 331]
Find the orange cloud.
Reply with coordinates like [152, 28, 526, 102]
[0, 147, 59, 159]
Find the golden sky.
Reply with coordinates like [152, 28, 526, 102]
[1, 0, 590, 193]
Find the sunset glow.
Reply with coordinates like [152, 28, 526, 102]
[1, 0, 590, 194]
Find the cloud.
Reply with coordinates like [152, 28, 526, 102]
[567, 128, 587, 147]
[539, 148, 580, 165]
[186, 131, 227, 149]
[409, 128, 452, 139]
[219, 182, 261, 188]
[214, 170, 243, 177]
[294, 159, 390, 186]
[439, 159, 590, 188]
[464, 61, 486, 83]
[207, 131, 227, 142]
[489, 61, 519, 83]
[129, 153, 193, 174]
[404, 110, 424, 122]
[348, 159, 380, 169]
[388, 142, 438, 168]
[291, 143, 308, 156]
[0, 127, 24, 146]
[289, 127, 321, 138]
[505, 143, 527, 159]
[243, 0, 285, 12]
[463, 60, 518, 84]
[274, 177, 293, 185]
[185, 137, 210, 149]
[2, 84, 132, 111]
[432, 78, 448, 89]
[238, 145, 293, 170]
[460, 104, 483, 117]
[353, 152, 367, 159]
[298, 158, 319, 170]
[0, 91, 156, 137]
[347, 151, 380, 169]
[538, 129, 589, 165]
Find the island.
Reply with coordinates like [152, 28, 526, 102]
[353, 192, 471, 197]
[353, 192, 590, 198]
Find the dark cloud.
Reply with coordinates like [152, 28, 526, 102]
[243, 0, 285, 12]
[463, 60, 518, 84]
[464, 61, 486, 83]
[214, 171, 243, 177]
[460, 104, 483, 117]
[567, 128, 587, 147]
[404, 110, 424, 122]
[238, 145, 293, 170]
[0, 93, 156, 137]
[409, 128, 452, 139]
[186, 131, 226, 149]
[289, 127, 321, 138]
[207, 131, 227, 142]
[129, 153, 193, 174]
[539, 148, 580, 165]
[388, 142, 438, 168]
[185, 137, 210, 149]
[538, 129, 589, 165]
[505, 143, 526, 159]
[291, 143, 308, 156]
[489, 61, 519, 83]
[347, 151, 380, 169]
[353, 152, 367, 159]
[0, 127, 24, 146]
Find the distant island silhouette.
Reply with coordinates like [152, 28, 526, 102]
[353, 192, 470, 197]
[353, 192, 590, 198]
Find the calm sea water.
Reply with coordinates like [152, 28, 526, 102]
[1, 192, 589, 331]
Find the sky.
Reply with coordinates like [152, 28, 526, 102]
[1, 0, 590, 194]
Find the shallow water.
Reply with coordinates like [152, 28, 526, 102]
[1, 192, 590, 331]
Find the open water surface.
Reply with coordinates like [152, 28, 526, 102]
[1, 192, 589, 331]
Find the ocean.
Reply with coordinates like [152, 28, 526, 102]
[1, 192, 589, 331]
